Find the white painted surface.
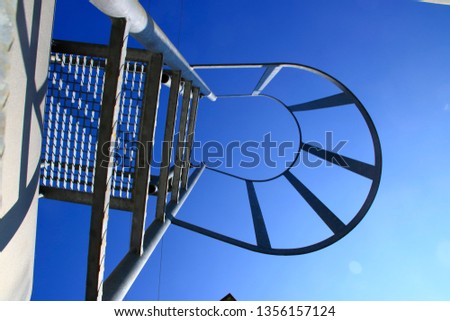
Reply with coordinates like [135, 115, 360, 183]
[420, 0, 450, 5]
[0, 0, 55, 300]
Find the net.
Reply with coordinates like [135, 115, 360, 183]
[41, 51, 148, 199]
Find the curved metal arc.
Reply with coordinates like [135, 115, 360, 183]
[201, 94, 303, 183]
[289, 62, 382, 255]
[183, 62, 382, 255]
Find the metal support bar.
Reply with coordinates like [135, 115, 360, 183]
[85, 18, 129, 301]
[289, 93, 353, 112]
[252, 65, 282, 96]
[129, 53, 163, 254]
[52, 39, 159, 63]
[181, 87, 200, 190]
[39, 187, 133, 211]
[301, 142, 375, 179]
[103, 164, 205, 301]
[283, 171, 346, 234]
[155, 71, 181, 221]
[171, 81, 192, 203]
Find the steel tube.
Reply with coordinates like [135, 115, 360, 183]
[90, 0, 216, 101]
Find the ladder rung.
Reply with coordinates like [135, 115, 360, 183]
[129, 52, 163, 254]
[155, 71, 182, 221]
[171, 81, 192, 203]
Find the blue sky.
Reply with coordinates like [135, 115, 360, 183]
[33, 0, 450, 300]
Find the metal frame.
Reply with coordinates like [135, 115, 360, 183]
[40, 21, 205, 299]
[171, 63, 382, 256]
[40, 19, 381, 300]
[181, 87, 200, 190]
[37, 0, 383, 301]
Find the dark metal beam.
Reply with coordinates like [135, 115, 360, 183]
[155, 71, 181, 221]
[39, 186, 133, 211]
[245, 180, 271, 249]
[85, 18, 129, 301]
[52, 39, 159, 63]
[284, 171, 346, 234]
[181, 87, 200, 190]
[129, 53, 163, 255]
[301, 142, 376, 179]
[171, 81, 192, 203]
[289, 92, 353, 112]
[41, 161, 160, 195]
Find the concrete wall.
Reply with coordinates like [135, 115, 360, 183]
[0, 0, 55, 300]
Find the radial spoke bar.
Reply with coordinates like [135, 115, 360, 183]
[86, 18, 129, 301]
[283, 171, 346, 234]
[171, 81, 192, 203]
[181, 87, 200, 190]
[252, 65, 282, 96]
[289, 92, 353, 112]
[155, 71, 181, 221]
[301, 142, 375, 179]
[129, 53, 163, 255]
[245, 180, 271, 249]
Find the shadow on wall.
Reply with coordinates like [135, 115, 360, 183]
[0, 0, 45, 252]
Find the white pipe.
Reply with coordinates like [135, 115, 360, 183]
[420, 0, 450, 5]
[90, 0, 216, 101]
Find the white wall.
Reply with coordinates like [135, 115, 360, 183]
[0, 0, 55, 300]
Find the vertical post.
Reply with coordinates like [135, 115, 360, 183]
[155, 71, 181, 221]
[171, 81, 192, 203]
[129, 53, 163, 255]
[181, 87, 200, 190]
[86, 18, 129, 301]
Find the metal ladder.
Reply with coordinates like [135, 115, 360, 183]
[40, 18, 208, 300]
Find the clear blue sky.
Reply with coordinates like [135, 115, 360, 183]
[33, 0, 450, 300]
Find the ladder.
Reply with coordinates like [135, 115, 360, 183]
[40, 17, 208, 300]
